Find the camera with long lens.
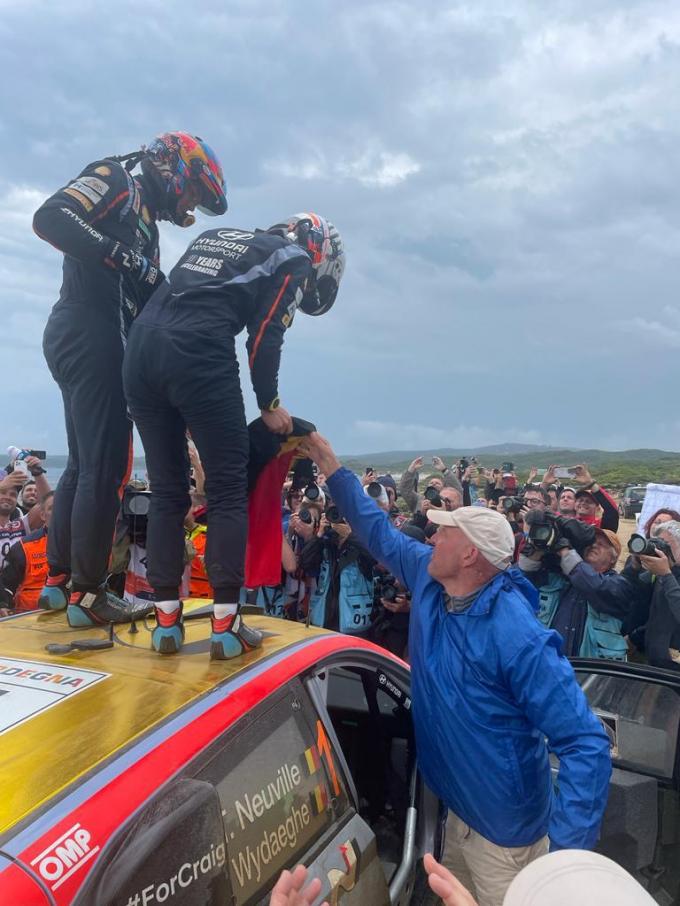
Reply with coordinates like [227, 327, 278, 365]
[303, 482, 321, 501]
[628, 534, 675, 562]
[424, 485, 443, 507]
[326, 504, 344, 524]
[502, 496, 525, 514]
[122, 488, 151, 545]
[298, 508, 314, 525]
[524, 510, 596, 556]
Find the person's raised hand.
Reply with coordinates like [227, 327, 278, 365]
[1, 471, 26, 491]
[361, 469, 376, 487]
[261, 406, 293, 435]
[423, 854, 478, 906]
[408, 456, 424, 473]
[382, 594, 411, 614]
[269, 865, 328, 906]
[528, 466, 538, 482]
[298, 433, 342, 479]
[640, 550, 672, 576]
[543, 465, 558, 485]
[432, 455, 446, 472]
[572, 464, 593, 485]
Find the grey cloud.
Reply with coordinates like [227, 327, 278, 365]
[2, 0, 680, 455]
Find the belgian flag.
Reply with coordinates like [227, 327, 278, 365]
[244, 416, 315, 587]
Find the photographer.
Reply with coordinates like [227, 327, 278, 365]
[0, 460, 51, 569]
[484, 469, 505, 505]
[520, 514, 632, 660]
[542, 465, 619, 532]
[0, 492, 54, 615]
[621, 521, 680, 669]
[399, 455, 463, 516]
[372, 523, 426, 660]
[300, 506, 376, 636]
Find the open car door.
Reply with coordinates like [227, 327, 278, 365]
[570, 658, 680, 904]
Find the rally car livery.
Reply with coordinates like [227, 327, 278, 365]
[0, 604, 442, 905]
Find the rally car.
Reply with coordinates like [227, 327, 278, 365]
[3, 609, 680, 906]
[570, 658, 680, 904]
[0, 604, 443, 905]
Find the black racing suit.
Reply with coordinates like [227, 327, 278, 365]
[122, 227, 312, 603]
[34, 159, 161, 591]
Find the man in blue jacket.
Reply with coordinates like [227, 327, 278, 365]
[299, 433, 611, 906]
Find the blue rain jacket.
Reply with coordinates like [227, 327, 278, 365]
[327, 468, 611, 849]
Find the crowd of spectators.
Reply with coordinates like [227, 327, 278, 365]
[4, 445, 680, 674]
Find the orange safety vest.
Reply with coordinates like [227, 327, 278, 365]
[189, 525, 213, 598]
[15, 529, 48, 612]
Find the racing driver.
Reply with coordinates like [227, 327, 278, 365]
[122, 214, 345, 658]
[33, 133, 227, 628]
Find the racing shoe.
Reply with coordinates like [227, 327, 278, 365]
[38, 573, 70, 611]
[152, 605, 185, 655]
[67, 588, 155, 627]
[210, 612, 263, 660]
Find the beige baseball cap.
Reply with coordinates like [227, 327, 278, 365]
[427, 505, 515, 570]
[504, 851, 656, 906]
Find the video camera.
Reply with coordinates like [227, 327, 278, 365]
[628, 534, 675, 563]
[524, 509, 596, 557]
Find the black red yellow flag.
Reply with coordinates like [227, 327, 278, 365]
[244, 417, 316, 587]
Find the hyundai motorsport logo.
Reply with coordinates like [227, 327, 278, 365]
[31, 823, 99, 891]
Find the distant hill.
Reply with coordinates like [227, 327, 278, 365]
[40, 448, 680, 491]
[340, 447, 680, 490]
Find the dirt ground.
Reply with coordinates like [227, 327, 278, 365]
[616, 517, 637, 569]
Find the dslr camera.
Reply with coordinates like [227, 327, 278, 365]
[374, 573, 410, 604]
[502, 496, 525, 514]
[424, 485, 443, 507]
[628, 534, 675, 563]
[326, 504, 345, 524]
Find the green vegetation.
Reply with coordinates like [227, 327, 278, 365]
[340, 448, 680, 491]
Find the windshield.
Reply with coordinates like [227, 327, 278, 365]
[628, 489, 646, 501]
[577, 671, 680, 779]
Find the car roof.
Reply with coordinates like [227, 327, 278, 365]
[0, 602, 332, 838]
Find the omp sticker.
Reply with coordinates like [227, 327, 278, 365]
[30, 822, 99, 892]
[0, 658, 109, 735]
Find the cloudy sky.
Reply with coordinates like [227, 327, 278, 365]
[2, 0, 680, 456]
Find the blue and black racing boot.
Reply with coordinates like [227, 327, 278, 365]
[67, 588, 154, 627]
[210, 612, 263, 660]
[38, 573, 70, 611]
[151, 604, 185, 655]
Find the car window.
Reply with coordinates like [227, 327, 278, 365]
[193, 680, 351, 906]
[577, 671, 680, 779]
[319, 665, 415, 886]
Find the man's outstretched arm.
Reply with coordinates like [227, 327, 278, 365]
[299, 434, 431, 590]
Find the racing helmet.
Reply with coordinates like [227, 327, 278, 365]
[270, 213, 345, 316]
[141, 132, 227, 226]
